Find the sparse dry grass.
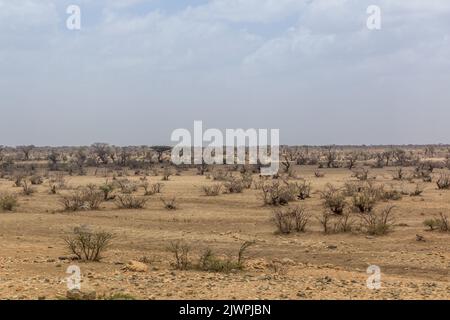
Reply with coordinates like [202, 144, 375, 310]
[0, 154, 450, 299]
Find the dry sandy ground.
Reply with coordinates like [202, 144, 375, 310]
[0, 166, 449, 300]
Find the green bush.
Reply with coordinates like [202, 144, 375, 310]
[0, 193, 18, 211]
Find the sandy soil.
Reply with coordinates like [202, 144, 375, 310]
[0, 166, 449, 300]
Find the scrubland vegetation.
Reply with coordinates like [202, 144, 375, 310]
[0, 144, 450, 299]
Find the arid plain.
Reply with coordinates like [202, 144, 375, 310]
[0, 146, 449, 300]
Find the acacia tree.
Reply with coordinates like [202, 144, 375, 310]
[48, 151, 59, 171]
[91, 143, 111, 165]
[117, 147, 132, 166]
[151, 146, 172, 163]
[18, 145, 35, 160]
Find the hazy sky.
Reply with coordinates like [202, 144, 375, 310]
[1, 0, 450, 146]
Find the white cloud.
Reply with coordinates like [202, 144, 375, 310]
[0, 0, 58, 31]
[1, 0, 450, 145]
[185, 0, 308, 23]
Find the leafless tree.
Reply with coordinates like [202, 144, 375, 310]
[393, 148, 407, 166]
[118, 147, 132, 166]
[281, 155, 291, 173]
[324, 146, 337, 168]
[151, 146, 172, 163]
[346, 152, 358, 170]
[425, 145, 435, 157]
[383, 150, 393, 166]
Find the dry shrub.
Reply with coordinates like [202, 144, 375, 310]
[161, 167, 171, 181]
[291, 180, 311, 200]
[198, 249, 241, 273]
[420, 170, 433, 182]
[12, 172, 25, 188]
[409, 183, 424, 197]
[30, 175, 44, 185]
[392, 167, 406, 180]
[201, 184, 222, 196]
[198, 241, 254, 273]
[378, 185, 402, 201]
[359, 206, 395, 236]
[50, 173, 66, 189]
[115, 194, 148, 209]
[423, 213, 449, 232]
[168, 240, 254, 273]
[240, 171, 253, 189]
[99, 181, 116, 200]
[141, 182, 152, 196]
[334, 212, 355, 233]
[0, 193, 18, 211]
[48, 173, 67, 194]
[436, 173, 450, 190]
[268, 261, 288, 275]
[48, 182, 58, 194]
[64, 226, 114, 261]
[352, 187, 378, 213]
[60, 188, 104, 211]
[320, 184, 346, 214]
[168, 240, 191, 270]
[222, 177, 245, 194]
[60, 190, 86, 211]
[211, 169, 231, 181]
[272, 206, 310, 234]
[82, 188, 104, 210]
[318, 211, 354, 234]
[115, 179, 138, 194]
[21, 180, 35, 196]
[354, 168, 369, 181]
[318, 211, 333, 234]
[237, 241, 254, 266]
[437, 214, 449, 232]
[261, 181, 296, 206]
[414, 163, 434, 182]
[143, 182, 163, 196]
[343, 181, 362, 197]
[347, 182, 401, 212]
[252, 177, 269, 190]
[314, 171, 325, 178]
[344, 181, 389, 199]
[161, 197, 177, 210]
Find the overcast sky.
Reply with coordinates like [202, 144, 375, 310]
[1, 0, 450, 146]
